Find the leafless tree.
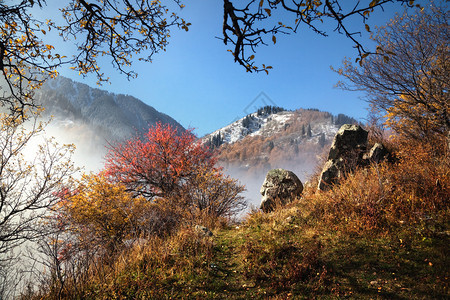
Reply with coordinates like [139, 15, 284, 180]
[0, 112, 76, 261]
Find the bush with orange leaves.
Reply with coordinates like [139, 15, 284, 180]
[58, 174, 152, 251]
[302, 134, 449, 234]
[185, 166, 246, 225]
[59, 123, 245, 251]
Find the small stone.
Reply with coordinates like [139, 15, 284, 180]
[285, 216, 296, 223]
[194, 225, 213, 237]
[366, 143, 390, 163]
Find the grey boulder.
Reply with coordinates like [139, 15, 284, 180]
[260, 169, 303, 213]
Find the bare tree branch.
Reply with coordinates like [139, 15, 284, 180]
[0, 113, 76, 257]
[0, 0, 189, 116]
[222, 0, 418, 72]
[335, 5, 449, 140]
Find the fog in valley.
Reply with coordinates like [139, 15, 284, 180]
[42, 118, 108, 173]
[2, 117, 110, 298]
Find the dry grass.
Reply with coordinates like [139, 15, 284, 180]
[25, 136, 449, 299]
[301, 136, 449, 235]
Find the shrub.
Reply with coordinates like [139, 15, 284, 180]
[105, 122, 246, 224]
[305, 135, 449, 234]
[58, 174, 151, 251]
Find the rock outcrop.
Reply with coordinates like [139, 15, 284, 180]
[363, 143, 390, 163]
[318, 124, 368, 191]
[327, 124, 368, 161]
[260, 169, 303, 213]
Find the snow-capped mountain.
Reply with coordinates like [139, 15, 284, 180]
[206, 109, 294, 144]
[203, 106, 354, 149]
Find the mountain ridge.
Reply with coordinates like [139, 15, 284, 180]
[203, 106, 358, 149]
[31, 76, 185, 171]
[35, 76, 184, 142]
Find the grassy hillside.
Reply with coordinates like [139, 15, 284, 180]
[25, 137, 449, 299]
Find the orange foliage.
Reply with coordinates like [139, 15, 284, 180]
[302, 135, 449, 234]
[59, 174, 150, 248]
[105, 122, 217, 200]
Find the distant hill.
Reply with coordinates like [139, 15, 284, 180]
[35, 76, 184, 141]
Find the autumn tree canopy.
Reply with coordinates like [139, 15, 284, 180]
[335, 5, 449, 141]
[58, 174, 151, 249]
[0, 0, 189, 115]
[104, 122, 246, 226]
[1, 0, 421, 114]
[105, 123, 217, 200]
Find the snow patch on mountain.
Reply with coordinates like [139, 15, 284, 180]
[313, 123, 339, 139]
[204, 109, 343, 148]
[206, 110, 296, 144]
[35, 76, 184, 142]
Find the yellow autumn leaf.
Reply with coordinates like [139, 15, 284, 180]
[369, 0, 379, 8]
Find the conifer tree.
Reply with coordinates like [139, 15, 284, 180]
[307, 124, 312, 137]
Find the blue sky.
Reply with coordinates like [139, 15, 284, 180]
[51, 1, 425, 137]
